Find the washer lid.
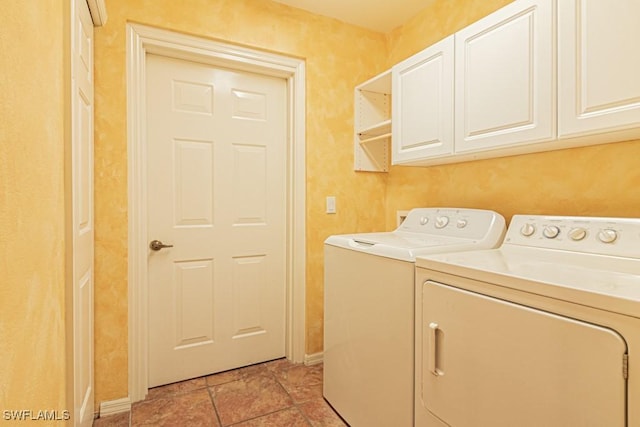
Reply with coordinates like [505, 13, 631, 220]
[324, 207, 506, 262]
[325, 232, 481, 262]
[416, 246, 640, 318]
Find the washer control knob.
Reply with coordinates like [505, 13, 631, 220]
[568, 227, 588, 241]
[435, 216, 449, 229]
[420, 216, 429, 226]
[597, 228, 618, 244]
[520, 223, 536, 237]
[543, 225, 561, 239]
[456, 219, 468, 228]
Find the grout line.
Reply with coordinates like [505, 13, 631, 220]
[206, 386, 224, 427]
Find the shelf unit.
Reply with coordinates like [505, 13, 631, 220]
[354, 70, 391, 172]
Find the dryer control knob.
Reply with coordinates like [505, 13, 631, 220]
[543, 225, 560, 239]
[520, 223, 536, 237]
[435, 216, 449, 229]
[420, 216, 429, 225]
[456, 219, 468, 228]
[597, 228, 618, 244]
[568, 227, 587, 241]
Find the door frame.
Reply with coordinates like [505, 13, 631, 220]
[126, 23, 306, 402]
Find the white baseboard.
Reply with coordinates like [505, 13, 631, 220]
[304, 352, 323, 365]
[99, 397, 131, 417]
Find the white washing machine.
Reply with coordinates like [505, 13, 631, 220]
[414, 214, 640, 427]
[323, 208, 506, 427]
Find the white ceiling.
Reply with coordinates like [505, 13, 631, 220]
[271, 0, 432, 33]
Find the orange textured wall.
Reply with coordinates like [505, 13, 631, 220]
[383, 0, 640, 229]
[0, 0, 68, 417]
[94, 0, 389, 403]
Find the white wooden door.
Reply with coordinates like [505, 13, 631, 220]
[146, 54, 287, 387]
[71, 0, 94, 425]
[454, 0, 555, 153]
[558, 0, 640, 138]
[392, 35, 454, 164]
[419, 281, 627, 427]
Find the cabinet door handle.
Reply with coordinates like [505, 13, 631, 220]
[428, 322, 441, 376]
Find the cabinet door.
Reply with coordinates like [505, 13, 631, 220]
[419, 281, 627, 427]
[454, 0, 555, 153]
[558, 0, 640, 138]
[392, 36, 454, 164]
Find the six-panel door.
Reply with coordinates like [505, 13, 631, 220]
[145, 54, 288, 387]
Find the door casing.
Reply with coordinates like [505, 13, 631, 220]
[126, 23, 306, 402]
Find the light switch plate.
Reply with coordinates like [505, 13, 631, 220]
[326, 196, 336, 214]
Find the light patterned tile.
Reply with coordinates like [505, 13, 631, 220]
[298, 398, 347, 427]
[131, 388, 218, 426]
[206, 362, 270, 387]
[146, 377, 207, 400]
[127, 359, 342, 427]
[275, 363, 323, 392]
[262, 358, 295, 374]
[210, 374, 292, 426]
[286, 382, 324, 404]
[93, 411, 130, 427]
[234, 362, 271, 378]
[206, 369, 243, 387]
[232, 407, 311, 427]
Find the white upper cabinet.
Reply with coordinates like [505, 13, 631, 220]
[454, 0, 555, 153]
[358, 0, 640, 169]
[558, 0, 640, 139]
[392, 36, 454, 164]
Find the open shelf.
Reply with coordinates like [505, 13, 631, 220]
[358, 119, 392, 140]
[354, 70, 391, 172]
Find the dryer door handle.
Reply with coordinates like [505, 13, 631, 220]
[428, 322, 443, 376]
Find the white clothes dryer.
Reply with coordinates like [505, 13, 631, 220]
[414, 214, 640, 427]
[323, 208, 506, 427]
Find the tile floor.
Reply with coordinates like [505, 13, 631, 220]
[93, 359, 347, 427]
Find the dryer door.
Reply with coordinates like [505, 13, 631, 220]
[419, 281, 627, 427]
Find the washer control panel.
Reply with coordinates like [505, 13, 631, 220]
[398, 208, 506, 241]
[506, 215, 640, 258]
